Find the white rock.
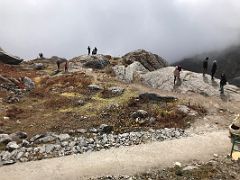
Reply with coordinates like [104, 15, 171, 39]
[0, 134, 12, 144]
[56, 134, 71, 141]
[3, 117, 10, 120]
[6, 141, 19, 150]
[174, 162, 182, 167]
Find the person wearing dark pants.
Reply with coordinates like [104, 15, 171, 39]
[220, 73, 227, 94]
[211, 60, 217, 80]
[87, 46, 91, 55]
[203, 57, 208, 76]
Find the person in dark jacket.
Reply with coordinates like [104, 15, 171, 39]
[87, 46, 91, 55]
[39, 53, 43, 59]
[203, 57, 209, 76]
[211, 60, 217, 80]
[220, 73, 227, 94]
[94, 47, 98, 55]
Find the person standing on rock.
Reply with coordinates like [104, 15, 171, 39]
[92, 48, 95, 55]
[211, 60, 217, 80]
[203, 57, 209, 76]
[87, 46, 91, 55]
[220, 73, 227, 94]
[39, 53, 43, 59]
[173, 66, 181, 85]
[94, 47, 98, 54]
[64, 61, 69, 72]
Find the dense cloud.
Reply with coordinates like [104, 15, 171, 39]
[0, 0, 240, 62]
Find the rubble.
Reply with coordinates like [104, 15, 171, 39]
[0, 128, 187, 166]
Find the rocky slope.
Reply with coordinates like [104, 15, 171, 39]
[0, 49, 239, 179]
[140, 67, 240, 99]
[113, 63, 240, 99]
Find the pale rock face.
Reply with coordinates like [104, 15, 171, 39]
[113, 61, 149, 82]
[140, 67, 240, 99]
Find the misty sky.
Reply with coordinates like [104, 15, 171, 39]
[1, 0, 240, 62]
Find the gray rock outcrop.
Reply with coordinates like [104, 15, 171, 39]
[0, 48, 23, 65]
[70, 54, 110, 70]
[122, 49, 167, 71]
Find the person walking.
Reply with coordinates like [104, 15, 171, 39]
[211, 60, 217, 80]
[203, 57, 209, 76]
[220, 73, 227, 94]
[87, 46, 91, 55]
[173, 66, 181, 85]
[92, 49, 95, 55]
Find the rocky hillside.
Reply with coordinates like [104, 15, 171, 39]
[173, 45, 240, 87]
[0, 50, 240, 178]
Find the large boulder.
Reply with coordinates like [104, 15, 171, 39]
[83, 59, 109, 69]
[0, 48, 23, 65]
[70, 54, 110, 70]
[113, 61, 149, 82]
[122, 49, 167, 71]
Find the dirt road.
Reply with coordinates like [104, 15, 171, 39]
[0, 130, 231, 180]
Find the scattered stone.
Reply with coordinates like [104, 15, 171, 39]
[88, 84, 103, 91]
[89, 128, 98, 133]
[131, 110, 148, 119]
[177, 105, 198, 116]
[21, 140, 30, 147]
[22, 77, 35, 91]
[16, 151, 24, 160]
[34, 63, 45, 70]
[3, 117, 10, 120]
[107, 87, 125, 95]
[214, 154, 219, 158]
[76, 129, 87, 134]
[10, 132, 27, 140]
[45, 144, 55, 154]
[55, 134, 71, 141]
[98, 124, 113, 134]
[183, 165, 198, 171]
[76, 100, 85, 106]
[0, 134, 12, 144]
[36, 135, 56, 144]
[174, 162, 182, 167]
[2, 160, 16, 165]
[6, 141, 19, 151]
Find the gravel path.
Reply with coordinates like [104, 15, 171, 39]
[0, 130, 231, 180]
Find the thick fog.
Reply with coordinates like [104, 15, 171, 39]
[1, 0, 240, 62]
